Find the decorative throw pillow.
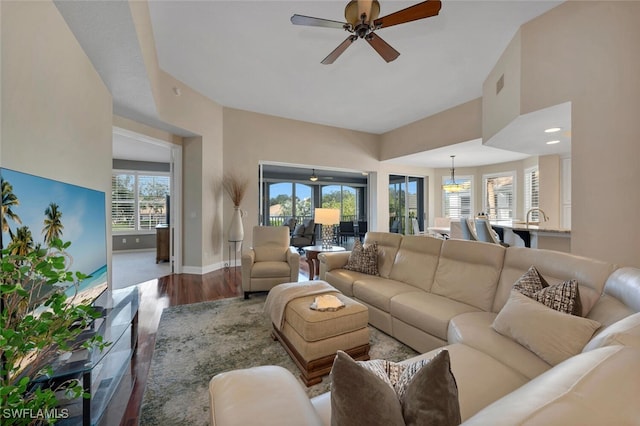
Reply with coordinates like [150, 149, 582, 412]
[512, 266, 549, 297]
[292, 224, 305, 236]
[492, 291, 600, 365]
[535, 279, 582, 316]
[343, 240, 379, 276]
[512, 266, 582, 316]
[330, 350, 461, 426]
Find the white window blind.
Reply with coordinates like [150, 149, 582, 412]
[483, 173, 514, 220]
[524, 167, 539, 221]
[112, 172, 170, 232]
[442, 176, 473, 218]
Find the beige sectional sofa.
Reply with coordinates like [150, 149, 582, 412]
[208, 232, 640, 425]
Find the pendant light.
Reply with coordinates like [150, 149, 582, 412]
[309, 169, 319, 182]
[442, 155, 463, 193]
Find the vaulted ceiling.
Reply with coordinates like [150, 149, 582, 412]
[56, 1, 564, 166]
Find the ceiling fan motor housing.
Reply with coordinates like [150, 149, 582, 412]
[345, 0, 381, 26]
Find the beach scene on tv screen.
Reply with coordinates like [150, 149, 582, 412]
[1, 168, 108, 304]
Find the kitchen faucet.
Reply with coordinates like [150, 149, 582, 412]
[526, 207, 549, 228]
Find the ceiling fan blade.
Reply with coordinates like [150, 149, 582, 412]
[321, 36, 357, 65]
[366, 32, 400, 63]
[373, 0, 441, 29]
[291, 14, 347, 30]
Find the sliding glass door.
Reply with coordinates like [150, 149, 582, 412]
[389, 175, 425, 234]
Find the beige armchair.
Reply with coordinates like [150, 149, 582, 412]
[241, 226, 300, 299]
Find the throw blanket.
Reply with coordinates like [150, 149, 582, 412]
[265, 280, 338, 331]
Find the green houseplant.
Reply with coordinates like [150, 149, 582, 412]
[1, 178, 108, 425]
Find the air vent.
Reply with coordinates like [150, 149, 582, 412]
[496, 74, 504, 94]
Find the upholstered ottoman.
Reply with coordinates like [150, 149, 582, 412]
[265, 281, 370, 386]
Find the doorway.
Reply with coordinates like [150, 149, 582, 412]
[111, 127, 182, 289]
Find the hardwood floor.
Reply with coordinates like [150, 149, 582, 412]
[120, 259, 311, 425]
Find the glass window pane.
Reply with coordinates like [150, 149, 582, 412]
[269, 182, 292, 226]
[341, 186, 356, 221]
[294, 183, 312, 221]
[138, 175, 170, 230]
[321, 185, 341, 210]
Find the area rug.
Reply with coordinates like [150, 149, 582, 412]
[140, 295, 418, 425]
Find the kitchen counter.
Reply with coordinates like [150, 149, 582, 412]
[489, 220, 571, 251]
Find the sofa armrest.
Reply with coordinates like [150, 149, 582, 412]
[209, 366, 323, 426]
[318, 251, 351, 279]
[287, 247, 301, 281]
[241, 249, 255, 291]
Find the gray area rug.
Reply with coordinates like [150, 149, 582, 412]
[140, 295, 418, 425]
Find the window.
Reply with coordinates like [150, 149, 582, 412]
[442, 175, 473, 218]
[112, 172, 170, 232]
[267, 182, 313, 225]
[483, 172, 515, 220]
[322, 185, 357, 221]
[524, 167, 539, 221]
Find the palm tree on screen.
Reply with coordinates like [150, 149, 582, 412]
[43, 202, 64, 244]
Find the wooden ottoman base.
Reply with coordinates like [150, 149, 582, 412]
[271, 325, 370, 386]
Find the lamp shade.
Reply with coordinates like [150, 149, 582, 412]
[314, 208, 340, 225]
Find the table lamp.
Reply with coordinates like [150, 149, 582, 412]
[314, 208, 340, 249]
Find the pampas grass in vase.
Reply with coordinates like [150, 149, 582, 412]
[223, 172, 249, 244]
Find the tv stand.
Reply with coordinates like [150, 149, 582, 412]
[34, 287, 139, 425]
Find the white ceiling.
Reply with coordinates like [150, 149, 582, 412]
[56, 0, 566, 167]
[148, 0, 562, 134]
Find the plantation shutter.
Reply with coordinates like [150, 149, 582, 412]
[524, 168, 539, 221]
[112, 174, 136, 231]
[442, 176, 472, 218]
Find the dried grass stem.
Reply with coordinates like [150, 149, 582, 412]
[222, 172, 249, 207]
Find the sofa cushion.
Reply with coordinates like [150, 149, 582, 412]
[492, 291, 601, 365]
[431, 239, 505, 311]
[402, 344, 528, 422]
[448, 312, 552, 380]
[251, 261, 291, 278]
[463, 345, 640, 425]
[391, 291, 480, 340]
[582, 311, 640, 352]
[330, 350, 461, 426]
[363, 232, 403, 279]
[353, 276, 417, 312]
[388, 235, 443, 292]
[343, 240, 379, 276]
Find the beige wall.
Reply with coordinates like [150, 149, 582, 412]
[1, 1, 113, 278]
[380, 98, 482, 161]
[129, 1, 224, 271]
[518, 1, 640, 267]
[222, 108, 379, 251]
[482, 30, 522, 142]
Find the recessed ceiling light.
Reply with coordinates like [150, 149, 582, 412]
[544, 127, 561, 133]
[546, 140, 560, 145]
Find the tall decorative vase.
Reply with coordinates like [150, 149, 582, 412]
[229, 206, 244, 246]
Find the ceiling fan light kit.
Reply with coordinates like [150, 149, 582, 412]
[291, 0, 441, 64]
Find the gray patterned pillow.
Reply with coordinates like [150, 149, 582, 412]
[330, 350, 461, 426]
[513, 266, 582, 316]
[343, 240, 379, 276]
[512, 266, 549, 297]
[535, 279, 582, 316]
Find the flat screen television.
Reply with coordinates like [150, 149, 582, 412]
[0, 168, 108, 306]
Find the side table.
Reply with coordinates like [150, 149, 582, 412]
[302, 245, 346, 279]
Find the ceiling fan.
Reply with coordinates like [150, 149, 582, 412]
[291, 0, 442, 64]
